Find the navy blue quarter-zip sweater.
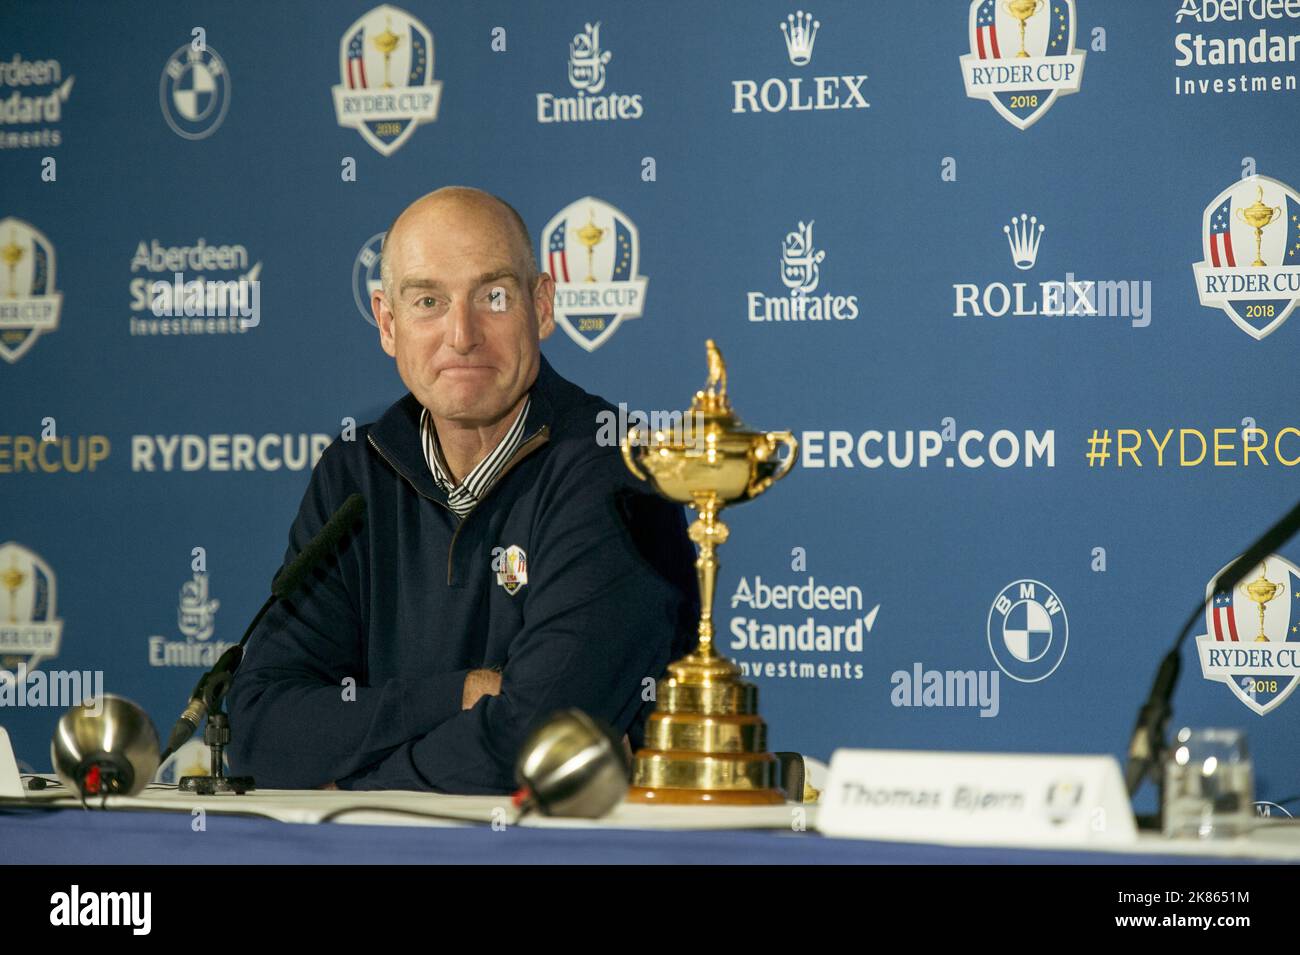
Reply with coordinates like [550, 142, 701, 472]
[226, 354, 699, 793]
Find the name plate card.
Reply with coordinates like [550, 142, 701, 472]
[817, 749, 1137, 848]
[0, 727, 25, 798]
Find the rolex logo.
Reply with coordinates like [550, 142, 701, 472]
[781, 10, 820, 66]
[732, 7, 867, 115]
[955, 210, 1151, 326]
[1004, 213, 1045, 270]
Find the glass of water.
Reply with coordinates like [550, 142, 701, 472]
[1163, 727, 1254, 839]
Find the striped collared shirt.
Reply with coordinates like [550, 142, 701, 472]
[419, 397, 531, 519]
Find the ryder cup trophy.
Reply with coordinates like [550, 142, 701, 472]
[1004, 0, 1043, 58]
[620, 340, 798, 804]
[1235, 185, 1281, 267]
[1243, 564, 1281, 643]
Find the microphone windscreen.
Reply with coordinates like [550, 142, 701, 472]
[272, 493, 366, 599]
[515, 709, 629, 818]
[51, 695, 160, 798]
[1216, 498, 1300, 593]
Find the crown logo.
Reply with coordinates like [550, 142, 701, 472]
[1003, 213, 1045, 270]
[781, 10, 820, 66]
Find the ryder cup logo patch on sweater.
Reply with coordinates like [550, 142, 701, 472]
[493, 545, 528, 595]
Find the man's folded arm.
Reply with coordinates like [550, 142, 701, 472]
[226, 441, 470, 789]
[337, 453, 692, 794]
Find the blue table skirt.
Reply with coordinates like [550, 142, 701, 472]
[0, 808, 1279, 864]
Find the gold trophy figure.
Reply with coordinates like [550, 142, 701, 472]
[2, 230, 24, 299]
[1235, 186, 1281, 267]
[2, 557, 26, 625]
[574, 210, 605, 283]
[1243, 565, 1281, 643]
[373, 18, 402, 88]
[621, 341, 798, 804]
[1003, 0, 1043, 58]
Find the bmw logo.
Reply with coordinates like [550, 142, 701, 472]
[160, 44, 231, 141]
[987, 579, 1068, 683]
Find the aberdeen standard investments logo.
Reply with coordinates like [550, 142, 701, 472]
[1197, 554, 1300, 716]
[1173, 0, 1300, 98]
[960, 0, 1086, 130]
[0, 54, 74, 149]
[128, 237, 263, 336]
[333, 4, 442, 156]
[1193, 174, 1300, 340]
[0, 217, 61, 363]
[986, 579, 1068, 682]
[540, 197, 648, 351]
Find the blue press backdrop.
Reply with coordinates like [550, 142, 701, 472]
[2, 0, 1298, 808]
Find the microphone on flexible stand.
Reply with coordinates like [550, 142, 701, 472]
[52, 695, 161, 803]
[513, 709, 630, 819]
[1125, 497, 1300, 802]
[158, 493, 367, 790]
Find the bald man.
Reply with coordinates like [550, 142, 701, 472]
[227, 188, 697, 793]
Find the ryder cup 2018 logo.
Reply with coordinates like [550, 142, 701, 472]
[986, 579, 1068, 682]
[160, 44, 231, 140]
[540, 197, 648, 351]
[333, 5, 442, 156]
[1197, 554, 1300, 716]
[1192, 175, 1300, 340]
[0, 218, 62, 363]
[0, 542, 63, 682]
[494, 545, 528, 596]
[960, 0, 1086, 130]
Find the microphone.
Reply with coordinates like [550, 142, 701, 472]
[1214, 497, 1300, 597]
[1124, 650, 1179, 795]
[1125, 496, 1300, 797]
[272, 493, 367, 599]
[513, 709, 630, 818]
[159, 493, 366, 762]
[160, 648, 241, 761]
[164, 674, 212, 762]
[52, 695, 160, 799]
